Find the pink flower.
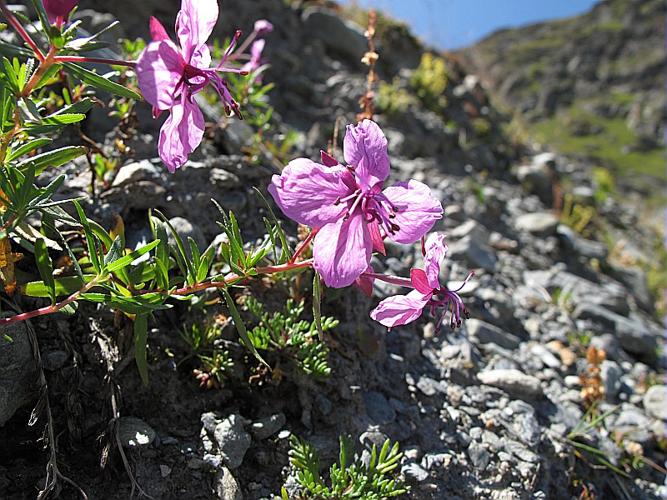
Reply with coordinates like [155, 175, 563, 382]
[136, 0, 242, 173]
[253, 19, 273, 35]
[43, 0, 78, 26]
[240, 39, 265, 76]
[370, 233, 471, 329]
[269, 120, 442, 288]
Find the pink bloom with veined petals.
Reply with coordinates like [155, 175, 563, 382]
[370, 233, 471, 329]
[42, 0, 78, 26]
[269, 120, 443, 288]
[136, 0, 242, 173]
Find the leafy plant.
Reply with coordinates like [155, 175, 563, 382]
[245, 296, 337, 378]
[410, 52, 448, 112]
[279, 435, 407, 499]
[376, 78, 416, 116]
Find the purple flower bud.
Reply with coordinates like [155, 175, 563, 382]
[42, 0, 78, 26]
[253, 19, 273, 36]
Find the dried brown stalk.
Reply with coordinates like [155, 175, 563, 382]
[357, 10, 378, 122]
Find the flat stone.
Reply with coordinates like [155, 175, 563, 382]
[448, 235, 497, 272]
[214, 414, 251, 469]
[250, 413, 286, 440]
[118, 417, 156, 448]
[515, 212, 559, 236]
[478, 369, 543, 400]
[0, 321, 37, 426]
[643, 385, 667, 421]
[466, 319, 521, 350]
[215, 466, 243, 500]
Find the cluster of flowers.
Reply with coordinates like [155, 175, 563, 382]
[36, 0, 471, 332]
[269, 120, 471, 329]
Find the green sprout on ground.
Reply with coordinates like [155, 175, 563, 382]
[278, 435, 407, 499]
[245, 296, 337, 378]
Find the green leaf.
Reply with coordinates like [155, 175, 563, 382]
[106, 239, 159, 273]
[103, 236, 123, 268]
[221, 288, 268, 367]
[134, 314, 149, 385]
[34, 238, 56, 304]
[74, 200, 101, 273]
[17, 146, 86, 174]
[64, 63, 141, 100]
[6, 138, 52, 162]
[23, 275, 95, 298]
[153, 210, 196, 283]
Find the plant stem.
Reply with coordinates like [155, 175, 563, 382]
[22, 45, 57, 97]
[54, 56, 137, 68]
[0, 260, 314, 326]
[0, 275, 102, 326]
[289, 229, 317, 264]
[0, 0, 45, 61]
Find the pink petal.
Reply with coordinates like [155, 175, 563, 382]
[368, 220, 385, 255]
[136, 40, 185, 110]
[43, 0, 77, 24]
[410, 268, 432, 295]
[254, 19, 274, 35]
[320, 150, 339, 167]
[149, 16, 170, 41]
[176, 0, 218, 64]
[370, 290, 430, 328]
[382, 180, 443, 244]
[158, 93, 204, 173]
[313, 212, 371, 288]
[268, 159, 354, 228]
[423, 233, 447, 289]
[343, 119, 390, 189]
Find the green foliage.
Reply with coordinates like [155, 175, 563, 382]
[245, 296, 336, 377]
[376, 79, 416, 116]
[281, 435, 407, 499]
[592, 167, 615, 204]
[180, 320, 234, 387]
[410, 53, 448, 112]
[559, 193, 597, 237]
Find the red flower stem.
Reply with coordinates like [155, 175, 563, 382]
[54, 55, 137, 68]
[0, 260, 314, 326]
[22, 45, 57, 97]
[289, 229, 318, 264]
[0, 0, 45, 61]
[363, 272, 414, 288]
[0, 275, 102, 326]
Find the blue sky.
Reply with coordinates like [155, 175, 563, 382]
[340, 0, 598, 49]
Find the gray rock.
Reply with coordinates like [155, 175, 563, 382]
[466, 319, 521, 350]
[589, 334, 621, 361]
[601, 361, 623, 400]
[524, 268, 628, 314]
[363, 391, 396, 424]
[516, 163, 553, 204]
[0, 321, 37, 426]
[302, 8, 366, 64]
[643, 385, 667, 421]
[402, 462, 429, 481]
[117, 417, 156, 448]
[609, 265, 653, 312]
[478, 369, 543, 400]
[572, 303, 657, 355]
[515, 212, 559, 236]
[112, 160, 164, 187]
[448, 235, 497, 272]
[168, 217, 207, 255]
[612, 405, 652, 445]
[250, 413, 286, 440]
[214, 414, 252, 469]
[500, 400, 541, 447]
[467, 441, 491, 469]
[556, 225, 608, 260]
[215, 466, 243, 500]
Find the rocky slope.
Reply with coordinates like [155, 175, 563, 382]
[460, 0, 665, 193]
[0, 1, 665, 499]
